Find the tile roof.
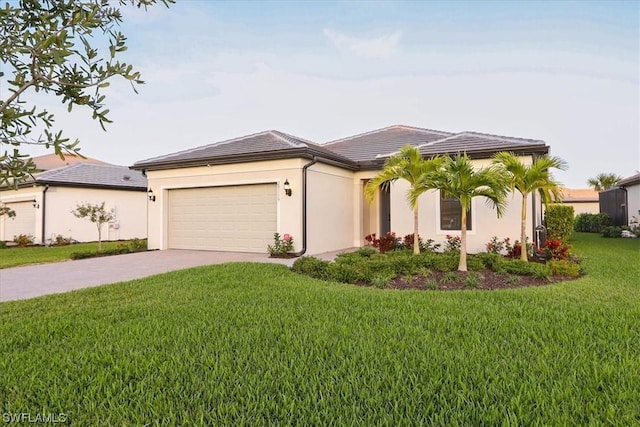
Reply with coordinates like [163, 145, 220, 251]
[377, 131, 546, 159]
[30, 153, 110, 171]
[30, 163, 146, 190]
[132, 125, 549, 171]
[617, 172, 640, 187]
[134, 130, 352, 168]
[559, 188, 599, 202]
[325, 125, 454, 162]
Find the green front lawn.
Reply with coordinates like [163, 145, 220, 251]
[0, 233, 638, 425]
[0, 241, 138, 269]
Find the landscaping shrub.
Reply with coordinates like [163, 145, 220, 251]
[475, 252, 506, 271]
[355, 247, 377, 258]
[485, 236, 509, 255]
[386, 250, 427, 275]
[601, 226, 624, 238]
[574, 213, 611, 233]
[291, 256, 330, 280]
[506, 239, 533, 260]
[432, 253, 459, 272]
[466, 255, 485, 271]
[129, 238, 147, 252]
[502, 259, 549, 277]
[548, 259, 581, 277]
[70, 247, 131, 260]
[12, 234, 35, 247]
[50, 234, 73, 246]
[365, 232, 401, 252]
[538, 238, 572, 260]
[0, 240, 7, 249]
[545, 204, 574, 241]
[443, 235, 461, 253]
[267, 233, 294, 256]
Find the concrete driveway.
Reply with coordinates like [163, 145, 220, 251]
[0, 249, 351, 302]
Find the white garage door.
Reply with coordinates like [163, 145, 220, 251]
[168, 184, 277, 252]
[3, 201, 36, 240]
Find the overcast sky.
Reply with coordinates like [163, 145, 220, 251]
[18, 0, 640, 188]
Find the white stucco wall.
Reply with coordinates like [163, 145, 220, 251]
[1, 185, 146, 243]
[307, 163, 355, 254]
[144, 158, 305, 251]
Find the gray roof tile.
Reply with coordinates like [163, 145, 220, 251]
[132, 125, 548, 170]
[325, 125, 454, 162]
[33, 163, 146, 189]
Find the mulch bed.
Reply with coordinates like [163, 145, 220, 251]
[359, 269, 579, 291]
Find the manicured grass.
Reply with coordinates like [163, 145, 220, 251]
[0, 233, 638, 425]
[0, 241, 137, 269]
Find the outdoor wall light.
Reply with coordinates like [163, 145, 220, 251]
[283, 179, 292, 197]
[147, 189, 156, 202]
[32, 200, 39, 209]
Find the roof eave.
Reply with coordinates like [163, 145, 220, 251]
[132, 147, 358, 172]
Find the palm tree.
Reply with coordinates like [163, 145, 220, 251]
[364, 145, 444, 255]
[412, 153, 508, 272]
[587, 173, 622, 191]
[493, 152, 568, 261]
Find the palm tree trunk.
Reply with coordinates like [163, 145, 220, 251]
[459, 208, 467, 271]
[520, 193, 528, 262]
[413, 204, 420, 255]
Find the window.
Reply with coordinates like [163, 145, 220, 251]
[440, 193, 472, 230]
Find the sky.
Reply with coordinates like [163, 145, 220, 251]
[13, 0, 640, 188]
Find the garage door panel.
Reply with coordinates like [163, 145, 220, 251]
[3, 201, 36, 240]
[168, 184, 277, 252]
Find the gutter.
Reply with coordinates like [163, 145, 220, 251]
[291, 156, 318, 257]
[41, 184, 49, 244]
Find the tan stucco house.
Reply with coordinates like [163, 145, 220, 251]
[0, 162, 147, 244]
[556, 188, 599, 216]
[132, 125, 552, 255]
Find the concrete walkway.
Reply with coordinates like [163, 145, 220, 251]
[0, 248, 354, 302]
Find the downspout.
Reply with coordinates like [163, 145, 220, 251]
[291, 156, 318, 257]
[41, 184, 49, 244]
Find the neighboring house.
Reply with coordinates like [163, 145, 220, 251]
[0, 163, 147, 244]
[31, 153, 109, 171]
[600, 172, 640, 226]
[557, 188, 599, 215]
[132, 125, 551, 255]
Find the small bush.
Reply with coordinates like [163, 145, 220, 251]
[129, 238, 147, 252]
[465, 272, 482, 288]
[548, 260, 581, 277]
[0, 241, 7, 249]
[602, 226, 624, 238]
[12, 234, 35, 247]
[443, 235, 461, 253]
[441, 271, 458, 283]
[545, 204, 574, 242]
[539, 238, 572, 260]
[291, 256, 330, 280]
[267, 233, 294, 256]
[371, 272, 395, 289]
[50, 234, 73, 246]
[574, 213, 611, 233]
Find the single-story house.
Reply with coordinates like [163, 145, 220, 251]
[600, 172, 640, 227]
[556, 188, 599, 216]
[132, 125, 552, 255]
[0, 162, 147, 244]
